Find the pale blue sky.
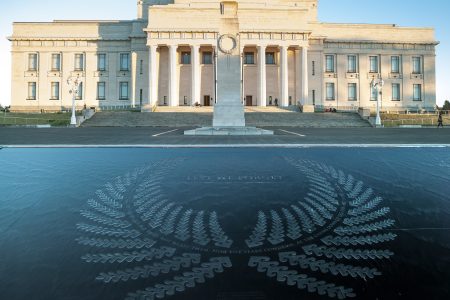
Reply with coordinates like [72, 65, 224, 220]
[0, 0, 448, 106]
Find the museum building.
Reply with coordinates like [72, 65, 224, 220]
[8, 0, 438, 112]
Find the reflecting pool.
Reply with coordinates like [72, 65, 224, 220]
[0, 148, 449, 300]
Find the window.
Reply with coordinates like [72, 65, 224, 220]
[27, 82, 36, 100]
[181, 52, 191, 65]
[325, 55, 334, 72]
[51, 54, 61, 71]
[347, 55, 357, 73]
[326, 83, 335, 101]
[120, 82, 129, 100]
[266, 52, 276, 65]
[28, 53, 38, 71]
[97, 54, 106, 71]
[370, 85, 378, 101]
[75, 54, 84, 71]
[392, 83, 400, 101]
[244, 52, 255, 65]
[348, 83, 357, 101]
[312, 90, 316, 105]
[412, 57, 421, 74]
[413, 84, 422, 101]
[391, 56, 400, 73]
[97, 82, 106, 100]
[202, 52, 212, 64]
[369, 56, 379, 73]
[120, 53, 130, 71]
[140, 60, 143, 75]
[76, 82, 83, 100]
[312, 61, 315, 76]
[50, 82, 60, 100]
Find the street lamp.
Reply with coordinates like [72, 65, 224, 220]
[67, 75, 80, 126]
[371, 78, 385, 127]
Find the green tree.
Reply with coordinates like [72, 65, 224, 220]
[443, 100, 450, 111]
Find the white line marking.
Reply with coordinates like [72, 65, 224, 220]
[152, 129, 179, 137]
[279, 129, 306, 137]
[3, 144, 450, 149]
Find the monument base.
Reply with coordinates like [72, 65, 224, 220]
[213, 103, 245, 127]
[184, 126, 274, 136]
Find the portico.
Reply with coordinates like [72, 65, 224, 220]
[146, 39, 310, 109]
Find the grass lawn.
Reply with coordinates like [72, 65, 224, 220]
[0, 112, 73, 126]
[382, 113, 450, 127]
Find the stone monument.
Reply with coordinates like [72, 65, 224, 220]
[185, 2, 273, 136]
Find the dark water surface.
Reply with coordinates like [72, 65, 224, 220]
[0, 148, 449, 300]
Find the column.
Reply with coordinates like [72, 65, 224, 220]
[131, 51, 137, 107]
[168, 44, 178, 107]
[258, 45, 267, 107]
[148, 45, 158, 106]
[280, 45, 289, 107]
[191, 45, 200, 106]
[301, 46, 309, 106]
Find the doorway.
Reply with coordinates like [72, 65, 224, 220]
[246, 95, 253, 106]
[204, 95, 211, 106]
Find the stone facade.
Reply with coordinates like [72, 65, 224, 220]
[8, 0, 438, 112]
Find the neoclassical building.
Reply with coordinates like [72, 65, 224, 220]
[9, 0, 438, 112]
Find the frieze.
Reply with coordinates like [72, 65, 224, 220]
[324, 41, 436, 51]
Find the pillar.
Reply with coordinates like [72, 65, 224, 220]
[301, 46, 309, 106]
[280, 45, 289, 107]
[168, 44, 178, 106]
[191, 45, 200, 106]
[258, 45, 267, 107]
[148, 45, 158, 106]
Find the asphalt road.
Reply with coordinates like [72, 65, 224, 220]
[1, 127, 450, 146]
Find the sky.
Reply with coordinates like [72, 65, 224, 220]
[0, 0, 448, 107]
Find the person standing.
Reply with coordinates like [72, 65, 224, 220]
[437, 111, 444, 128]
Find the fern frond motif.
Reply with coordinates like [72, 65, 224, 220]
[76, 237, 156, 249]
[302, 244, 394, 260]
[209, 212, 233, 248]
[96, 253, 202, 283]
[245, 211, 268, 248]
[321, 233, 397, 247]
[334, 219, 395, 236]
[81, 247, 176, 264]
[279, 251, 382, 280]
[267, 210, 285, 245]
[193, 211, 211, 246]
[248, 256, 356, 299]
[126, 257, 232, 300]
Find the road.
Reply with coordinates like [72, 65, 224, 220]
[1, 127, 449, 146]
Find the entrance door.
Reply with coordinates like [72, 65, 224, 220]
[204, 95, 211, 106]
[246, 95, 253, 106]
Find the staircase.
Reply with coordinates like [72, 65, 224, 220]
[82, 111, 370, 128]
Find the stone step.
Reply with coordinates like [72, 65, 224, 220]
[82, 111, 371, 128]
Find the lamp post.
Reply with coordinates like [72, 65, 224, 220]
[371, 78, 385, 127]
[67, 75, 80, 126]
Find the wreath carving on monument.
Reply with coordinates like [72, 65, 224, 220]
[76, 158, 397, 300]
[218, 34, 237, 55]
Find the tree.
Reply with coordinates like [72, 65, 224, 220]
[443, 100, 450, 111]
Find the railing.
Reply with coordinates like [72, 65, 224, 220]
[97, 105, 141, 111]
[315, 105, 360, 112]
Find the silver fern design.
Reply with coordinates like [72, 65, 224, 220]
[76, 158, 396, 300]
[247, 159, 397, 299]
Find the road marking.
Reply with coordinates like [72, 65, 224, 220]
[2, 144, 450, 148]
[152, 129, 179, 137]
[279, 129, 306, 137]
